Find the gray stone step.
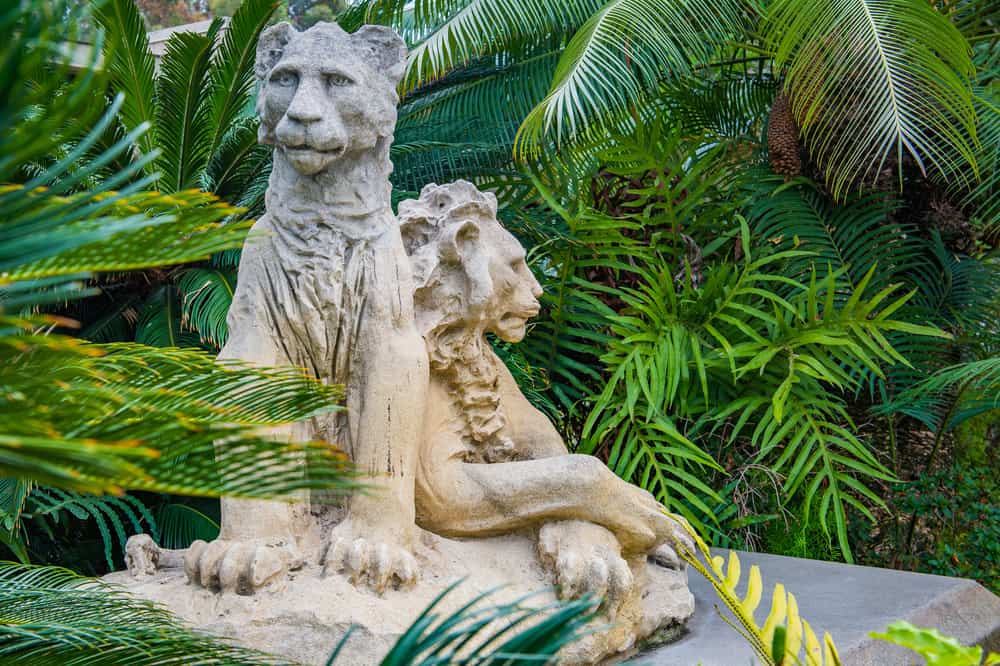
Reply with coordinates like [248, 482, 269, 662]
[636, 550, 1000, 665]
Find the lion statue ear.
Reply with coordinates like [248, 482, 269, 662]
[255, 22, 295, 81]
[352, 25, 407, 85]
[439, 220, 493, 309]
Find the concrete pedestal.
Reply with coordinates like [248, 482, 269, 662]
[637, 551, 1000, 665]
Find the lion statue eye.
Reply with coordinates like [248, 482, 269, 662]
[326, 74, 354, 88]
[272, 71, 298, 88]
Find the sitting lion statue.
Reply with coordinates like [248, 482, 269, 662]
[391, 181, 692, 611]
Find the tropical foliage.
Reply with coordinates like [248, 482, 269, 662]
[1, 0, 357, 565]
[0, 562, 594, 664]
[871, 622, 1000, 666]
[5, 0, 998, 656]
[330, 0, 999, 566]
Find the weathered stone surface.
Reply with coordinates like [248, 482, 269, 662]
[638, 550, 1000, 665]
[108, 530, 693, 665]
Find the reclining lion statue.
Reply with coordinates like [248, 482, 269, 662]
[395, 180, 692, 612]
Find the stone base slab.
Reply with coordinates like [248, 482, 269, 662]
[105, 530, 693, 665]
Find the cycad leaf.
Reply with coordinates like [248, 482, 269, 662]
[155, 24, 220, 193]
[516, 0, 747, 153]
[178, 267, 236, 348]
[135, 287, 202, 349]
[385, 0, 603, 94]
[0, 562, 288, 664]
[207, 0, 278, 158]
[766, 0, 978, 197]
[95, 0, 157, 158]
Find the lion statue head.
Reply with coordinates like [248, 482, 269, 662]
[254, 22, 406, 177]
[399, 181, 543, 462]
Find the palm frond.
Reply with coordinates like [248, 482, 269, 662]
[1, 337, 353, 498]
[154, 502, 219, 550]
[26, 488, 156, 570]
[747, 174, 924, 296]
[7, 189, 250, 283]
[135, 286, 203, 348]
[94, 0, 157, 158]
[878, 356, 1000, 433]
[516, 0, 748, 153]
[664, 73, 778, 142]
[177, 267, 236, 348]
[0, 562, 290, 665]
[377, 581, 598, 665]
[206, 0, 279, 159]
[365, 0, 603, 94]
[766, 0, 979, 197]
[154, 23, 222, 193]
[399, 49, 560, 128]
[203, 117, 271, 207]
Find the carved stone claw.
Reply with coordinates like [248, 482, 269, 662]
[650, 543, 685, 571]
[184, 538, 302, 595]
[125, 534, 185, 578]
[321, 533, 418, 594]
[537, 521, 634, 617]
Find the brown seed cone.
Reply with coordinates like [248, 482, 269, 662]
[768, 93, 802, 178]
[928, 196, 977, 254]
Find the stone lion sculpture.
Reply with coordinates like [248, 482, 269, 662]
[176, 17, 692, 634]
[395, 180, 692, 611]
[185, 20, 428, 594]
[117, 20, 696, 663]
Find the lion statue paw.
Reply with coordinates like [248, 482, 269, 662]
[184, 538, 302, 594]
[538, 520, 635, 616]
[321, 521, 418, 594]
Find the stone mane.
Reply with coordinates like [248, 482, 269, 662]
[399, 182, 515, 463]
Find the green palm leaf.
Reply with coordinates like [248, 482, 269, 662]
[203, 116, 271, 205]
[747, 174, 925, 296]
[1, 335, 352, 497]
[155, 23, 221, 193]
[766, 0, 979, 197]
[178, 267, 236, 348]
[206, 0, 279, 159]
[0, 563, 290, 665]
[94, 0, 157, 158]
[349, 0, 603, 93]
[516, 0, 748, 152]
[135, 286, 203, 348]
[377, 581, 597, 665]
[155, 502, 219, 549]
[7, 189, 250, 282]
